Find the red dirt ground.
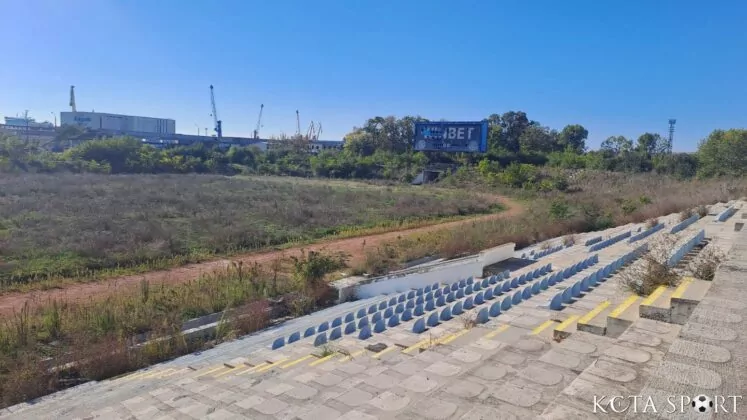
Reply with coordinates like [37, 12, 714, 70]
[0, 196, 524, 315]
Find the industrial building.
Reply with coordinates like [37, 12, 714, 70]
[60, 112, 175, 135]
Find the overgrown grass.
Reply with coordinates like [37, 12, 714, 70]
[0, 174, 500, 288]
[357, 171, 747, 275]
[0, 251, 343, 408]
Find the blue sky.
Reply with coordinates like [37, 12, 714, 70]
[1, 0, 745, 151]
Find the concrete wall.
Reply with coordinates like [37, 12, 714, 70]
[350, 242, 515, 300]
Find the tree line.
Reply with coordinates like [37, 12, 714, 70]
[1, 111, 746, 185]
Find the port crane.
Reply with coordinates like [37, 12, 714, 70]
[253, 104, 264, 139]
[209, 85, 222, 139]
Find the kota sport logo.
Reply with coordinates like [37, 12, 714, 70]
[593, 395, 743, 414]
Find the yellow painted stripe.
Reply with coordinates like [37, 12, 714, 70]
[309, 353, 338, 366]
[119, 370, 153, 381]
[340, 350, 366, 362]
[159, 368, 188, 378]
[609, 295, 639, 318]
[530, 320, 556, 335]
[671, 278, 694, 299]
[578, 300, 611, 324]
[641, 286, 667, 306]
[554, 315, 579, 332]
[238, 363, 269, 375]
[281, 355, 314, 369]
[403, 338, 431, 354]
[484, 324, 510, 339]
[372, 346, 398, 359]
[439, 329, 469, 345]
[254, 358, 289, 373]
[213, 366, 242, 378]
[195, 366, 226, 378]
[141, 368, 173, 379]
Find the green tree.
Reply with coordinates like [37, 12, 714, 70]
[697, 129, 747, 177]
[600, 136, 632, 155]
[557, 124, 588, 153]
[519, 125, 556, 154]
[499, 111, 530, 153]
[635, 133, 662, 157]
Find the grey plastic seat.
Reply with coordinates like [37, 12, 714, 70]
[452, 301, 464, 315]
[426, 312, 439, 327]
[550, 293, 563, 310]
[463, 296, 474, 310]
[440, 306, 453, 321]
[314, 333, 327, 346]
[358, 325, 372, 340]
[271, 337, 285, 350]
[501, 296, 512, 311]
[413, 318, 426, 333]
[373, 320, 386, 333]
[304, 326, 316, 338]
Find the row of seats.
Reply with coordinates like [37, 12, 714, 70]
[409, 256, 599, 334]
[588, 230, 631, 252]
[296, 262, 558, 348]
[550, 244, 648, 310]
[584, 236, 603, 246]
[629, 223, 664, 243]
[670, 214, 700, 234]
[533, 244, 564, 260]
[271, 270, 512, 349]
[666, 229, 706, 268]
[716, 206, 737, 222]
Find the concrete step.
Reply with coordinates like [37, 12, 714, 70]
[606, 294, 642, 338]
[638, 277, 711, 326]
[670, 277, 711, 325]
[638, 284, 675, 323]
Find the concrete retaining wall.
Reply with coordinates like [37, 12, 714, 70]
[342, 243, 515, 300]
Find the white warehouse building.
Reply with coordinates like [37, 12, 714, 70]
[60, 112, 175, 134]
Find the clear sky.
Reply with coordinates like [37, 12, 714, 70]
[2, 0, 745, 151]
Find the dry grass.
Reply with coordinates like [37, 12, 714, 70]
[689, 246, 726, 281]
[356, 171, 747, 276]
[0, 251, 338, 408]
[619, 234, 680, 296]
[0, 174, 498, 288]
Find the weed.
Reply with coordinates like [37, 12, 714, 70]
[563, 235, 576, 247]
[645, 218, 659, 229]
[696, 205, 708, 218]
[679, 208, 694, 221]
[460, 314, 477, 330]
[620, 235, 679, 296]
[688, 246, 726, 281]
[319, 344, 335, 357]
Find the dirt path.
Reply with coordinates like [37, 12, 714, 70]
[0, 196, 523, 315]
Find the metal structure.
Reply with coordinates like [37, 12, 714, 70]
[253, 104, 264, 139]
[209, 85, 222, 139]
[295, 110, 301, 136]
[413, 121, 489, 153]
[668, 118, 676, 153]
[69, 85, 77, 112]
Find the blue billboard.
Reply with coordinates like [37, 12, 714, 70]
[413, 121, 488, 153]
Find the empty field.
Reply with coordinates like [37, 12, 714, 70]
[0, 174, 500, 287]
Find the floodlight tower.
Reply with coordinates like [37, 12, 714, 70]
[667, 119, 676, 153]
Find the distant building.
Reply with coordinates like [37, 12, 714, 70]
[4, 116, 54, 128]
[61, 111, 175, 135]
[0, 116, 56, 141]
[266, 138, 344, 154]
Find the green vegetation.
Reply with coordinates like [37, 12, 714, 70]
[0, 250, 343, 408]
[4, 116, 747, 185]
[0, 174, 499, 287]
